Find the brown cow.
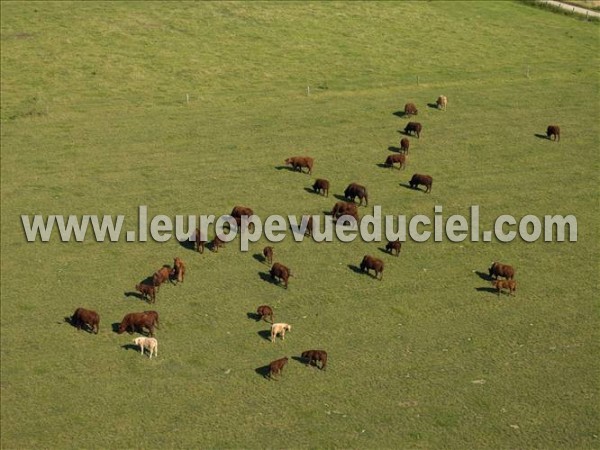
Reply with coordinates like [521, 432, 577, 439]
[263, 246, 274, 265]
[70, 307, 100, 334]
[404, 102, 418, 116]
[404, 122, 422, 138]
[304, 215, 314, 236]
[256, 305, 274, 323]
[135, 283, 156, 304]
[268, 356, 289, 381]
[211, 235, 224, 252]
[386, 240, 402, 256]
[360, 255, 384, 280]
[344, 183, 368, 206]
[285, 156, 314, 174]
[385, 154, 406, 170]
[270, 262, 291, 289]
[194, 228, 207, 254]
[436, 95, 448, 110]
[400, 137, 410, 154]
[492, 279, 517, 296]
[171, 257, 186, 283]
[312, 179, 329, 197]
[301, 350, 328, 370]
[546, 125, 560, 142]
[143, 310, 160, 329]
[331, 201, 359, 222]
[409, 173, 432, 193]
[488, 262, 515, 280]
[117, 312, 156, 336]
[152, 266, 172, 290]
[230, 206, 255, 231]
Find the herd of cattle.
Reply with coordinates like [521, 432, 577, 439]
[66, 94, 560, 378]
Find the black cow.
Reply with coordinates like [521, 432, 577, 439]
[409, 173, 432, 193]
[344, 183, 368, 206]
[404, 122, 422, 138]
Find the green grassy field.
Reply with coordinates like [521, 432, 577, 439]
[1, 2, 598, 448]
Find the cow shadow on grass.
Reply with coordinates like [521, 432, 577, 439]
[259, 272, 281, 287]
[255, 364, 271, 379]
[376, 163, 391, 169]
[392, 110, 408, 118]
[534, 133, 551, 140]
[275, 165, 295, 172]
[332, 194, 347, 202]
[427, 103, 440, 109]
[475, 271, 492, 281]
[63, 316, 96, 333]
[347, 264, 363, 275]
[253, 253, 268, 264]
[121, 343, 139, 352]
[257, 329, 272, 341]
[388, 146, 402, 152]
[475, 287, 497, 295]
[124, 291, 146, 302]
[247, 312, 262, 321]
[178, 238, 196, 252]
[291, 356, 307, 365]
[399, 182, 415, 190]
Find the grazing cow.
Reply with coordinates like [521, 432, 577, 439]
[152, 266, 172, 290]
[135, 283, 156, 304]
[271, 323, 292, 342]
[230, 206, 255, 231]
[360, 255, 384, 280]
[400, 137, 410, 154]
[404, 102, 418, 116]
[385, 154, 406, 170]
[331, 201, 359, 222]
[547, 125, 560, 142]
[211, 235, 224, 252]
[70, 307, 100, 334]
[194, 228, 207, 254]
[409, 173, 433, 193]
[171, 257, 186, 283]
[404, 122, 422, 138]
[143, 310, 160, 329]
[312, 179, 330, 197]
[268, 357, 289, 381]
[133, 336, 158, 358]
[301, 350, 328, 370]
[488, 262, 515, 280]
[285, 156, 314, 175]
[303, 215, 314, 236]
[263, 246, 274, 265]
[436, 95, 448, 110]
[118, 312, 156, 336]
[256, 305, 274, 323]
[386, 240, 402, 256]
[492, 279, 517, 296]
[270, 262, 291, 289]
[344, 183, 369, 206]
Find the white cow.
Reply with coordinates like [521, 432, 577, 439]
[436, 95, 448, 111]
[134, 337, 158, 358]
[270, 323, 291, 342]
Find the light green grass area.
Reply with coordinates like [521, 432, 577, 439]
[1, 2, 598, 448]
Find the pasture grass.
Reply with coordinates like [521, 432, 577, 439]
[1, 2, 599, 448]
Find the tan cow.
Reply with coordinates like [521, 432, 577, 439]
[271, 323, 292, 342]
[134, 336, 158, 358]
